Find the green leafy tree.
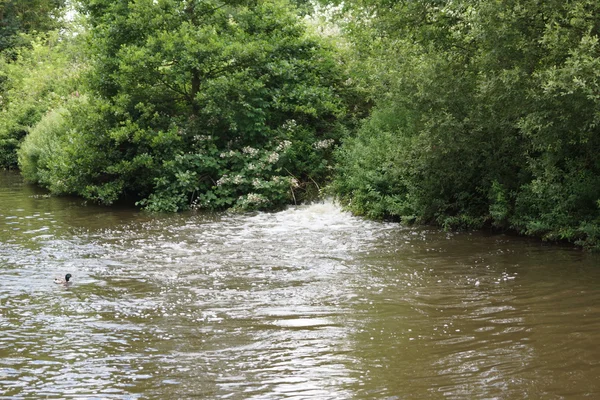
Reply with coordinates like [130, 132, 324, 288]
[0, 0, 66, 56]
[0, 0, 73, 167]
[21, 0, 351, 211]
[0, 31, 85, 167]
[333, 0, 600, 248]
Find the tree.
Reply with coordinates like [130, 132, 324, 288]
[332, 0, 600, 248]
[0, 31, 84, 168]
[0, 0, 66, 56]
[0, 0, 71, 168]
[20, 0, 351, 211]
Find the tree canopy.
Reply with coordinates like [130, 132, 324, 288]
[0, 0, 66, 55]
[17, 0, 352, 211]
[0, 0, 77, 168]
[333, 0, 600, 248]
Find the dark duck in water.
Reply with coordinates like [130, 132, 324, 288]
[54, 273, 72, 286]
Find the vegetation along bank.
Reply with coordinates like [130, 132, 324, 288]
[1, 0, 599, 249]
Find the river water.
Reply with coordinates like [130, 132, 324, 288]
[1, 170, 599, 399]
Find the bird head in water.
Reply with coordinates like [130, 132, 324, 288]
[54, 274, 72, 285]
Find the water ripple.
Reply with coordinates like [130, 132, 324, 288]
[1, 174, 600, 399]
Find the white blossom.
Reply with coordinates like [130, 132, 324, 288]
[219, 150, 237, 158]
[193, 134, 212, 142]
[313, 139, 335, 149]
[246, 193, 268, 204]
[276, 140, 292, 151]
[216, 175, 229, 186]
[266, 152, 279, 163]
[242, 146, 259, 156]
[232, 174, 244, 185]
[282, 119, 297, 131]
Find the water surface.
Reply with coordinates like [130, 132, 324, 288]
[1, 171, 599, 399]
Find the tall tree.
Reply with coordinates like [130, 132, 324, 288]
[19, 0, 351, 211]
[333, 0, 600, 248]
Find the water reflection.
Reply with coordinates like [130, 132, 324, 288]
[1, 171, 600, 399]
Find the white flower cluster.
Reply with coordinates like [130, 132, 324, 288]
[245, 193, 268, 205]
[282, 119, 297, 131]
[242, 146, 259, 156]
[270, 175, 299, 188]
[276, 140, 292, 151]
[266, 152, 279, 164]
[313, 139, 335, 149]
[268, 176, 296, 188]
[216, 175, 228, 186]
[193, 134, 212, 142]
[190, 197, 201, 210]
[219, 150, 237, 158]
[216, 174, 245, 186]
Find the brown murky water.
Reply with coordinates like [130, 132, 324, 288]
[1, 170, 599, 399]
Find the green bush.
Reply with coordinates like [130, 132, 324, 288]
[22, 0, 352, 211]
[18, 107, 69, 185]
[333, 0, 600, 249]
[0, 32, 84, 168]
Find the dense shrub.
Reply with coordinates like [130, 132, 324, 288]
[0, 33, 84, 168]
[333, 0, 600, 249]
[19, 0, 353, 211]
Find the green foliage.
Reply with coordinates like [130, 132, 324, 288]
[0, 32, 85, 168]
[21, 0, 351, 211]
[333, 0, 600, 249]
[19, 94, 163, 202]
[18, 106, 70, 185]
[0, 0, 66, 56]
